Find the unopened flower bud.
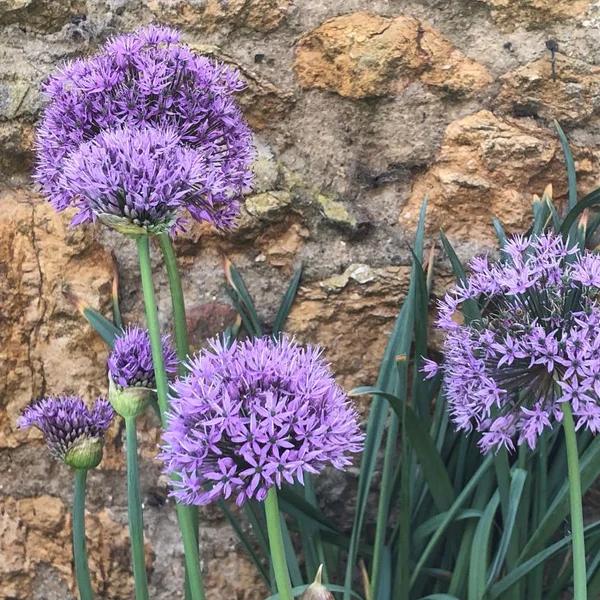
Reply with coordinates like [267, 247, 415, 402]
[108, 376, 153, 418]
[301, 565, 333, 600]
[107, 325, 178, 418]
[64, 436, 104, 469]
[18, 395, 114, 470]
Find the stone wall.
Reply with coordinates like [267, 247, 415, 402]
[2, 0, 600, 598]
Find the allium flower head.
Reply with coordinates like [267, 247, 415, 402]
[161, 336, 364, 505]
[108, 325, 178, 416]
[432, 232, 600, 453]
[36, 25, 254, 232]
[18, 396, 114, 469]
[63, 126, 212, 234]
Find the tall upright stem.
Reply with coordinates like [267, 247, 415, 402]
[158, 233, 190, 375]
[73, 469, 94, 600]
[158, 232, 198, 600]
[136, 234, 205, 600]
[562, 403, 587, 600]
[136, 235, 170, 420]
[176, 505, 205, 600]
[264, 488, 293, 600]
[125, 416, 150, 600]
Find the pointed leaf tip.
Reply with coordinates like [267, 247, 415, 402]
[62, 288, 87, 315]
[314, 564, 323, 585]
[300, 565, 334, 600]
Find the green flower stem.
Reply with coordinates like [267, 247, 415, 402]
[136, 235, 170, 420]
[136, 234, 205, 600]
[73, 469, 94, 600]
[158, 233, 190, 375]
[264, 487, 293, 600]
[158, 232, 199, 600]
[562, 402, 588, 600]
[125, 416, 150, 600]
[176, 504, 205, 600]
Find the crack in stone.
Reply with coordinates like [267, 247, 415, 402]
[27, 200, 47, 399]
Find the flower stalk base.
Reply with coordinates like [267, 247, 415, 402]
[73, 468, 94, 600]
[125, 416, 150, 600]
[136, 233, 205, 600]
[265, 487, 293, 600]
[562, 403, 588, 600]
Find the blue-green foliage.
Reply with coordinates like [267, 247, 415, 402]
[77, 124, 600, 599]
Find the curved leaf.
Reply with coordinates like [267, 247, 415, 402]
[272, 265, 302, 335]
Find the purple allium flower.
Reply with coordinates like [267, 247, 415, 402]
[63, 126, 209, 233]
[18, 396, 114, 468]
[161, 336, 364, 505]
[431, 232, 600, 452]
[35, 25, 254, 232]
[108, 325, 178, 389]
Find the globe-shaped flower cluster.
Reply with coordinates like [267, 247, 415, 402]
[161, 336, 364, 505]
[18, 396, 114, 468]
[432, 232, 600, 453]
[36, 25, 254, 233]
[63, 126, 209, 233]
[108, 325, 178, 389]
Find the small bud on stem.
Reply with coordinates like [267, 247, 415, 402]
[301, 565, 334, 600]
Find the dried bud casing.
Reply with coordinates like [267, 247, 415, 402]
[109, 376, 153, 418]
[64, 436, 104, 469]
[97, 213, 174, 237]
[301, 566, 334, 600]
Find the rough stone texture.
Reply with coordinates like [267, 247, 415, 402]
[295, 12, 492, 98]
[147, 0, 293, 33]
[288, 264, 410, 393]
[2, 0, 600, 597]
[400, 110, 600, 242]
[497, 54, 600, 125]
[0, 189, 112, 450]
[480, 0, 591, 29]
[0, 494, 137, 599]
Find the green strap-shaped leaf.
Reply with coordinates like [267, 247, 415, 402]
[487, 469, 527, 585]
[554, 120, 577, 210]
[350, 386, 454, 512]
[489, 521, 600, 598]
[410, 455, 494, 590]
[226, 289, 262, 338]
[468, 491, 499, 600]
[343, 199, 428, 600]
[492, 218, 507, 249]
[448, 522, 476, 597]
[272, 265, 302, 335]
[280, 514, 303, 587]
[81, 306, 121, 348]
[531, 197, 550, 237]
[439, 231, 480, 323]
[519, 435, 600, 561]
[410, 248, 431, 422]
[224, 259, 263, 336]
[560, 187, 600, 238]
[413, 509, 482, 546]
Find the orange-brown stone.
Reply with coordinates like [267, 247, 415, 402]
[497, 54, 600, 125]
[294, 12, 492, 98]
[400, 110, 600, 243]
